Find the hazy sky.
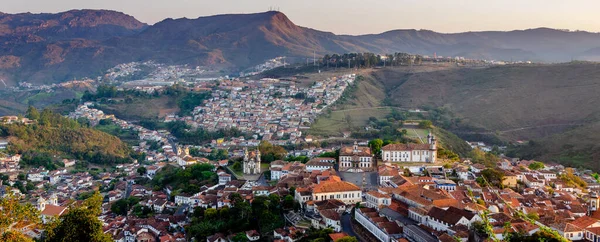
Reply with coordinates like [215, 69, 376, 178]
[4, 0, 600, 35]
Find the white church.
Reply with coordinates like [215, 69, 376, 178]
[381, 134, 438, 163]
[243, 147, 261, 175]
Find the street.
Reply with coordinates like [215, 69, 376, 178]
[341, 213, 358, 238]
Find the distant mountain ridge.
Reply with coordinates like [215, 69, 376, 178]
[2, 10, 600, 84]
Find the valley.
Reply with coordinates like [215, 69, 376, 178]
[312, 62, 600, 167]
[1, 4, 599, 242]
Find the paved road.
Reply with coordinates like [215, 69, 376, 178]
[341, 214, 358, 238]
[339, 171, 378, 190]
[175, 204, 189, 216]
[256, 172, 268, 186]
[125, 180, 133, 198]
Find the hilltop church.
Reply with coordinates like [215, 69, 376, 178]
[243, 147, 261, 175]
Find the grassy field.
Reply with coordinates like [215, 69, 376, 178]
[310, 108, 390, 137]
[24, 92, 54, 105]
[260, 163, 270, 171]
[308, 70, 390, 137]
[403, 127, 430, 143]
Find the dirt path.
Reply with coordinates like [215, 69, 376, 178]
[411, 129, 425, 143]
[330, 106, 423, 113]
[453, 123, 584, 135]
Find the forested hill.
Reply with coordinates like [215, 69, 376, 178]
[0, 107, 135, 165]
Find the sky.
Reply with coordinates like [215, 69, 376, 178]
[4, 0, 600, 35]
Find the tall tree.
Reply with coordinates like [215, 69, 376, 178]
[0, 193, 40, 242]
[368, 139, 384, 155]
[25, 106, 40, 121]
[45, 192, 112, 242]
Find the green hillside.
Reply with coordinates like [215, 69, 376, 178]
[362, 62, 600, 167]
[0, 108, 133, 165]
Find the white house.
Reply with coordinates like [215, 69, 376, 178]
[218, 173, 231, 185]
[365, 191, 392, 210]
[305, 160, 335, 172]
[434, 179, 457, 191]
[312, 180, 362, 205]
[426, 206, 481, 232]
[175, 194, 191, 206]
[311, 209, 342, 232]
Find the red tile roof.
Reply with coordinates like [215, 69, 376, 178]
[328, 232, 349, 242]
[41, 204, 67, 217]
[313, 180, 360, 193]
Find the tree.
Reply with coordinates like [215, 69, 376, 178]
[45, 192, 112, 242]
[26, 106, 40, 121]
[528, 161, 545, 170]
[468, 148, 499, 167]
[204, 208, 218, 220]
[283, 195, 295, 209]
[368, 139, 384, 155]
[258, 141, 287, 162]
[231, 233, 249, 242]
[560, 168, 587, 188]
[0, 193, 40, 242]
[526, 212, 539, 221]
[337, 236, 359, 242]
[480, 168, 506, 188]
[137, 166, 147, 176]
[418, 120, 433, 129]
[111, 199, 130, 216]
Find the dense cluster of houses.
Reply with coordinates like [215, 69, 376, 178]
[68, 103, 191, 165]
[0, 115, 35, 125]
[105, 61, 210, 85]
[187, 75, 355, 141]
[251, 149, 600, 242]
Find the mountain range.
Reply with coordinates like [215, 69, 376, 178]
[3, 9, 600, 84]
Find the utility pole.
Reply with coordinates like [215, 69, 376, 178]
[313, 51, 316, 66]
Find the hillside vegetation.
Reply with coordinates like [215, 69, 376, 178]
[83, 84, 210, 120]
[0, 108, 133, 165]
[360, 62, 600, 168]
